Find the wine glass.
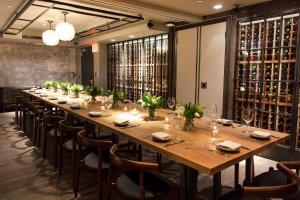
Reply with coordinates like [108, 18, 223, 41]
[242, 109, 253, 134]
[167, 97, 176, 110]
[207, 104, 217, 117]
[105, 99, 112, 110]
[209, 113, 220, 142]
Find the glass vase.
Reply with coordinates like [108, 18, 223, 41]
[183, 117, 194, 131]
[147, 108, 156, 120]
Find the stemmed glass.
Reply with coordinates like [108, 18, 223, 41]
[242, 109, 253, 134]
[207, 104, 219, 141]
[105, 99, 112, 110]
[167, 97, 176, 110]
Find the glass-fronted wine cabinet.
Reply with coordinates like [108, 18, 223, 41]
[233, 12, 300, 148]
[107, 34, 168, 102]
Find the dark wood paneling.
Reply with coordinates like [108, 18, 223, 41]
[81, 46, 94, 86]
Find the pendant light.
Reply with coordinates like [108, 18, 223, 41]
[42, 20, 59, 46]
[55, 11, 75, 41]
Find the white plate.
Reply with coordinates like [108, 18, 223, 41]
[250, 131, 270, 139]
[70, 104, 80, 109]
[89, 111, 102, 117]
[215, 119, 233, 125]
[216, 141, 241, 152]
[151, 132, 171, 141]
[114, 119, 129, 126]
[49, 97, 58, 100]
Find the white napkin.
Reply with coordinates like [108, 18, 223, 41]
[217, 141, 241, 150]
[114, 119, 129, 125]
[89, 112, 102, 117]
[251, 131, 270, 138]
[151, 132, 171, 141]
[70, 104, 80, 109]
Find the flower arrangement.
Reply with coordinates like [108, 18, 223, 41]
[182, 102, 204, 131]
[138, 92, 163, 120]
[60, 82, 70, 95]
[85, 85, 101, 103]
[51, 81, 60, 92]
[70, 84, 83, 98]
[107, 90, 125, 108]
[44, 80, 53, 89]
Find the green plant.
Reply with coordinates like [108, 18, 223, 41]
[71, 84, 83, 97]
[85, 85, 101, 101]
[51, 81, 59, 92]
[138, 92, 162, 120]
[60, 82, 70, 94]
[107, 90, 125, 103]
[44, 80, 52, 89]
[182, 102, 204, 131]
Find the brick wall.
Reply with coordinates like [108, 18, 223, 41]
[0, 42, 76, 87]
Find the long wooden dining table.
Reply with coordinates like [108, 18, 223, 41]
[22, 90, 289, 200]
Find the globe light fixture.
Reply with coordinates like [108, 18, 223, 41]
[42, 20, 59, 46]
[55, 11, 75, 41]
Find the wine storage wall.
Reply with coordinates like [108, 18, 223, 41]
[234, 13, 300, 147]
[107, 34, 168, 102]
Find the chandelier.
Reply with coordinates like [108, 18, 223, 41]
[55, 11, 75, 41]
[42, 20, 59, 46]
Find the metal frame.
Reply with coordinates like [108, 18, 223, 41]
[233, 10, 300, 154]
[2, 0, 143, 39]
[107, 34, 168, 102]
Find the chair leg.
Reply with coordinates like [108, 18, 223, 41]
[42, 121, 47, 160]
[97, 150, 103, 200]
[75, 146, 81, 198]
[59, 136, 63, 175]
[54, 128, 58, 171]
[106, 165, 114, 200]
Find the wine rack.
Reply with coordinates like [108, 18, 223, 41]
[234, 13, 300, 147]
[108, 34, 168, 102]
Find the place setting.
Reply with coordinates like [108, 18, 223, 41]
[113, 118, 140, 129]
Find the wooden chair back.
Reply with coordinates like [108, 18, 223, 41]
[58, 119, 84, 141]
[43, 112, 65, 126]
[107, 144, 160, 200]
[77, 130, 113, 149]
[244, 163, 300, 199]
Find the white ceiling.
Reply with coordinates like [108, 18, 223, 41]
[0, 0, 271, 42]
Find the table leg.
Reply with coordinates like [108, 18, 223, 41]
[234, 163, 240, 188]
[181, 165, 198, 200]
[245, 156, 254, 185]
[212, 172, 221, 200]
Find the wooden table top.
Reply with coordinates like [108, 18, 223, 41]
[23, 90, 289, 175]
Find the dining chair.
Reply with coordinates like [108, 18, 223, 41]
[106, 144, 179, 200]
[42, 111, 66, 171]
[15, 95, 24, 126]
[19, 97, 31, 133]
[219, 162, 300, 200]
[58, 119, 84, 191]
[75, 130, 113, 199]
[28, 102, 45, 145]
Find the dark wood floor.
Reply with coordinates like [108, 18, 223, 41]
[0, 112, 278, 200]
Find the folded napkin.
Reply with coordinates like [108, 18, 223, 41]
[151, 132, 171, 141]
[114, 119, 129, 125]
[217, 141, 241, 150]
[70, 104, 80, 109]
[251, 131, 270, 138]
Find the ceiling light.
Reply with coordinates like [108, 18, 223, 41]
[195, 0, 204, 3]
[110, 39, 116, 42]
[129, 35, 135, 38]
[165, 22, 175, 27]
[55, 11, 75, 41]
[213, 4, 223, 10]
[42, 20, 59, 46]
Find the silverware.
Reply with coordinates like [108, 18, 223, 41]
[164, 137, 185, 147]
[241, 136, 265, 143]
[203, 145, 229, 157]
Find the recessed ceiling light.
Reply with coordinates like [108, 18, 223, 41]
[165, 22, 175, 27]
[129, 35, 135, 38]
[213, 4, 223, 10]
[110, 39, 116, 42]
[5, 5, 13, 8]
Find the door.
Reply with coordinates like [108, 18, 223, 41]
[176, 27, 199, 103]
[81, 46, 94, 86]
[198, 22, 227, 115]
